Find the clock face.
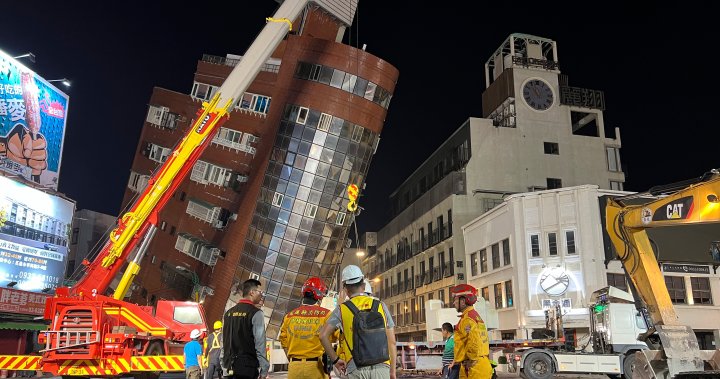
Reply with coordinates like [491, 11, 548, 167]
[539, 268, 570, 296]
[522, 79, 554, 111]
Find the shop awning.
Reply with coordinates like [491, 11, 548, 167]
[0, 322, 48, 331]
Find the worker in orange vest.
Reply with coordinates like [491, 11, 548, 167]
[279, 277, 333, 379]
[450, 284, 492, 379]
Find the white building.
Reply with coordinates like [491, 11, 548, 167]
[364, 33, 625, 341]
[463, 185, 720, 348]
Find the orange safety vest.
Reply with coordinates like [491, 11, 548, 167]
[454, 307, 489, 361]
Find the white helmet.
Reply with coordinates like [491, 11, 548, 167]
[364, 279, 373, 295]
[341, 265, 364, 284]
[190, 329, 202, 339]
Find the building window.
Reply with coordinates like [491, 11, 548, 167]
[544, 142, 559, 155]
[151, 256, 156, 264]
[470, 253, 478, 276]
[480, 249, 487, 273]
[237, 92, 271, 114]
[548, 232, 558, 255]
[505, 280, 513, 307]
[664, 276, 686, 304]
[547, 178, 562, 189]
[606, 146, 621, 172]
[318, 113, 333, 131]
[565, 230, 576, 254]
[169, 226, 176, 235]
[607, 273, 628, 291]
[304, 203, 318, 218]
[481, 286, 490, 301]
[160, 221, 167, 231]
[610, 180, 623, 191]
[336, 212, 346, 225]
[71, 228, 79, 244]
[691, 277, 712, 305]
[502, 238, 510, 266]
[147, 143, 172, 163]
[296, 107, 309, 124]
[491, 243, 500, 269]
[494, 283, 503, 309]
[438, 289, 445, 305]
[530, 234, 540, 257]
[191, 82, 217, 101]
[351, 125, 364, 142]
[272, 192, 284, 207]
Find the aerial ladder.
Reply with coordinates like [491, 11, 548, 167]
[0, 0, 331, 376]
[605, 169, 720, 378]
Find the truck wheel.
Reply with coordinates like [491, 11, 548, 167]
[523, 353, 554, 379]
[137, 341, 164, 379]
[623, 353, 636, 379]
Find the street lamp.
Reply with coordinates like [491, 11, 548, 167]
[48, 78, 71, 87]
[13, 52, 35, 63]
[355, 250, 365, 268]
[175, 266, 201, 302]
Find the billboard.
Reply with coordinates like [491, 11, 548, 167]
[0, 49, 69, 190]
[0, 175, 74, 292]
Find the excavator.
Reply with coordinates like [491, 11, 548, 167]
[0, 0, 349, 376]
[605, 169, 720, 378]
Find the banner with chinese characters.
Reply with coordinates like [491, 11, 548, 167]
[0, 287, 50, 315]
[0, 49, 69, 190]
[0, 176, 74, 292]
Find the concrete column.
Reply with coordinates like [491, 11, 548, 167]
[684, 276, 694, 305]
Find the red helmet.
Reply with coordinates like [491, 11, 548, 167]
[302, 277, 328, 301]
[450, 284, 478, 305]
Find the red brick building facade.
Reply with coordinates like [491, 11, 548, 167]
[123, 7, 398, 338]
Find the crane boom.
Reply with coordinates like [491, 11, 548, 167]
[68, 0, 310, 299]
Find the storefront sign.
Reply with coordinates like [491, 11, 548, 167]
[0, 287, 50, 315]
[662, 264, 710, 274]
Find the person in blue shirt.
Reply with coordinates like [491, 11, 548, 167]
[184, 329, 204, 379]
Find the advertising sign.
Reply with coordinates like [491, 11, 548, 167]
[0, 176, 74, 292]
[0, 49, 69, 190]
[0, 287, 50, 316]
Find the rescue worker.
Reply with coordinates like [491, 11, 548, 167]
[279, 277, 333, 379]
[450, 284, 492, 379]
[204, 321, 223, 379]
[318, 265, 397, 379]
[222, 279, 269, 379]
[184, 329, 204, 379]
[332, 278, 376, 373]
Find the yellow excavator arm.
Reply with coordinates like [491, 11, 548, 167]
[605, 169, 720, 377]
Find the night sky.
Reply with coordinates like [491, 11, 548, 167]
[3, 3, 713, 233]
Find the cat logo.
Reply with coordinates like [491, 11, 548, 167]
[652, 196, 694, 222]
[666, 203, 684, 219]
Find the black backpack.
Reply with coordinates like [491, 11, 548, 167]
[342, 299, 389, 367]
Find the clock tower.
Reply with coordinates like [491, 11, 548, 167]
[480, 33, 624, 192]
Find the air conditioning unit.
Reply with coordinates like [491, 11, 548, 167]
[213, 220, 224, 229]
[229, 213, 238, 221]
[250, 273, 260, 280]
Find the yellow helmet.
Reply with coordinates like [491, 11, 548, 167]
[213, 320, 222, 330]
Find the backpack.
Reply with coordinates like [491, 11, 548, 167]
[342, 299, 389, 367]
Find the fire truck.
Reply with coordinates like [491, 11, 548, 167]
[0, 0, 344, 376]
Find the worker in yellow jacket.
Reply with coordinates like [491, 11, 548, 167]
[450, 284, 492, 379]
[279, 277, 333, 379]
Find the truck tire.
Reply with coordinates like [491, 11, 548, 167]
[523, 353, 554, 379]
[137, 341, 165, 379]
[623, 353, 636, 379]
